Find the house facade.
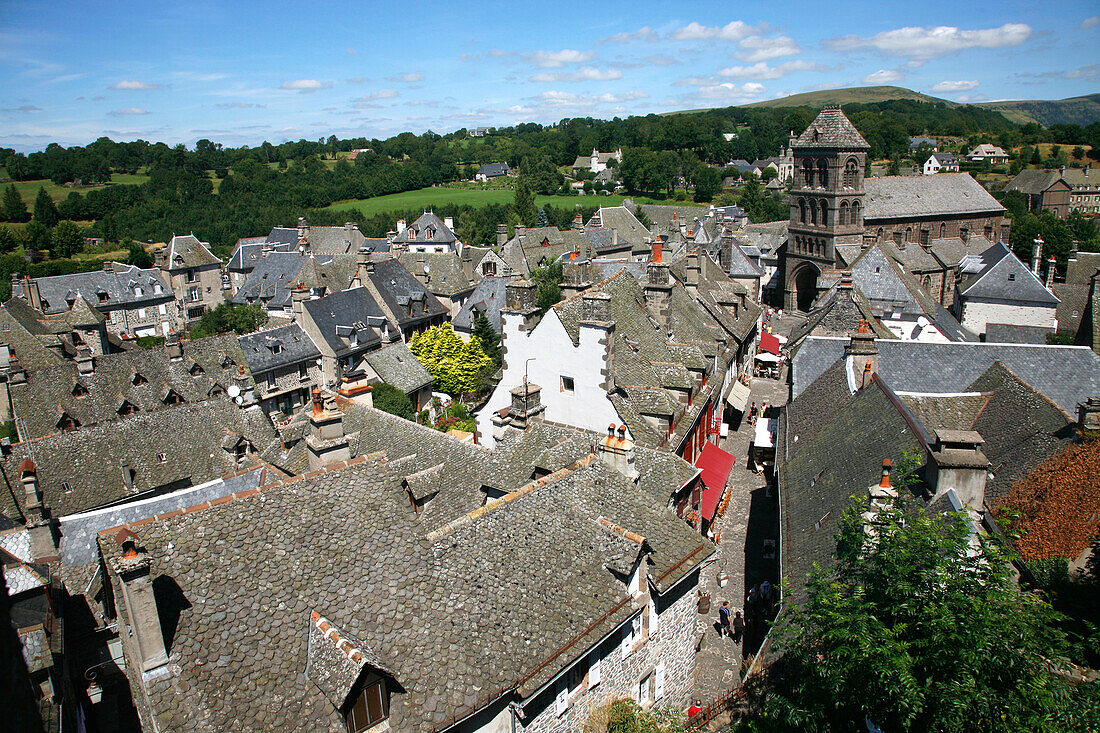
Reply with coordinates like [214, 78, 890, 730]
[156, 234, 224, 326]
[239, 323, 323, 416]
[923, 152, 959, 175]
[954, 241, 1059, 337]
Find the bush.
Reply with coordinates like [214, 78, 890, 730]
[190, 302, 268, 338]
[135, 335, 165, 349]
[371, 383, 415, 421]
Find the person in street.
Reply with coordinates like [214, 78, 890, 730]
[732, 611, 745, 643]
[718, 600, 732, 637]
[746, 585, 761, 627]
[761, 580, 774, 617]
[687, 700, 704, 718]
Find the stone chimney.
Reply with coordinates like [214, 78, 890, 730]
[1078, 396, 1100, 438]
[1045, 256, 1057, 289]
[356, 246, 373, 284]
[504, 279, 540, 330]
[845, 319, 878, 389]
[396, 218, 407, 235]
[306, 388, 350, 470]
[512, 382, 545, 425]
[444, 215, 455, 232]
[291, 282, 309, 321]
[928, 429, 990, 512]
[496, 223, 508, 247]
[597, 425, 639, 480]
[685, 249, 701, 297]
[76, 347, 95, 375]
[21, 276, 42, 311]
[514, 224, 526, 241]
[1070, 240, 1079, 260]
[21, 460, 58, 562]
[297, 217, 309, 249]
[644, 242, 673, 331]
[165, 332, 183, 361]
[581, 291, 611, 323]
[111, 531, 168, 672]
[572, 212, 584, 231]
[1031, 238, 1043, 277]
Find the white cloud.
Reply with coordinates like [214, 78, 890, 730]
[530, 67, 623, 82]
[1081, 16, 1100, 30]
[487, 48, 514, 58]
[535, 90, 648, 108]
[109, 80, 162, 90]
[736, 35, 800, 62]
[0, 105, 42, 114]
[931, 79, 979, 92]
[692, 82, 767, 102]
[955, 93, 988, 103]
[367, 89, 399, 99]
[215, 102, 264, 109]
[524, 49, 596, 68]
[670, 21, 761, 42]
[346, 48, 359, 55]
[599, 26, 658, 44]
[1066, 63, 1100, 79]
[346, 76, 370, 84]
[826, 24, 1032, 60]
[718, 60, 821, 80]
[863, 69, 903, 84]
[280, 79, 332, 92]
[386, 72, 424, 83]
[109, 107, 149, 116]
[645, 55, 680, 66]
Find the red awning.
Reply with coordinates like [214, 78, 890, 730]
[695, 442, 735, 521]
[760, 332, 781, 355]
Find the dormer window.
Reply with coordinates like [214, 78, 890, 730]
[132, 373, 147, 386]
[118, 400, 138, 416]
[57, 412, 80, 431]
[190, 362, 205, 376]
[345, 680, 387, 733]
[154, 282, 163, 294]
[72, 383, 88, 398]
[162, 390, 185, 405]
[134, 286, 144, 297]
[1008, 273, 1015, 281]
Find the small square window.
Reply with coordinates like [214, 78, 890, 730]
[561, 376, 575, 394]
[1008, 273, 1016, 281]
[61, 481, 72, 494]
[157, 452, 168, 463]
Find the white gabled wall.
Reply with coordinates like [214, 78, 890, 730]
[960, 298, 1057, 336]
[477, 310, 624, 443]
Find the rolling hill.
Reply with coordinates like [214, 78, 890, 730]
[975, 93, 1100, 127]
[741, 86, 953, 108]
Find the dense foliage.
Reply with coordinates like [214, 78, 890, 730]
[531, 261, 564, 314]
[189, 302, 268, 338]
[740, 493, 1099, 732]
[408, 323, 492, 396]
[371, 382, 415, 421]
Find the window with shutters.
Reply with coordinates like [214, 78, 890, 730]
[654, 662, 665, 701]
[345, 680, 387, 732]
[637, 673, 652, 703]
[555, 684, 568, 716]
[621, 618, 638, 659]
[588, 657, 601, 688]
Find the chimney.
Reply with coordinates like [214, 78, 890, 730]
[597, 425, 639, 480]
[165, 332, 183, 360]
[297, 217, 309, 248]
[120, 458, 135, 492]
[581, 291, 611, 323]
[928, 429, 990, 512]
[510, 382, 545, 426]
[845, 319, 878, 388]
[1078, 396, 1100, 437]
[644, 244, 673, 330]
[1059, 165, 1066, 177]
[1070, 240, 1079, 259]
[76, 347, 95, 375]
[514, 224, 525, 240]
[356, 247, 373, 284]
[444, 215, 455, 231]
[1031, 238, 1043, 277]
[1045, 256, 1057, 289]
[685, 249, 701, 296]
[23, 276, 42, 310]
[21, 460, 58, 562]
[291, 282, 309, 321]
[650, 240, 662, 264]
[496, 223, 508, 247]
[111, 531, 169, 672]
[306, 388, 350, 470]
[572, 212, 584, 231]
[396, 218, 407, 235]
[878, 458, 892, 489]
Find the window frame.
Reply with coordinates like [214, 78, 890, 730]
[345, 680, 387, 733]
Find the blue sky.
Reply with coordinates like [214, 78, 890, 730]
[1, 0, 1097, 152]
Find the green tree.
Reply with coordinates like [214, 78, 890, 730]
[472, 312, 501, 368]
[513, 180, 537, 226]
[49, 221, 84, 258]
[126, 240, 154, 268]
[1030, 146, 1043, 165]
[0, 227, 17, 254]
[741, 493, 1099, 732]
[33, 187, 58, 227]
[1072, 146, 1086, 161]
[409, 323, 491, 395]
[190, 302, 268, 338]
[530, 260, 563, 314]
[371, 382, 415, 421]
[1, 184, 28, 223]
[693, 167, 723, 203]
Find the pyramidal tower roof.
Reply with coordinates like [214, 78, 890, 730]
[793, 105, 870, 150]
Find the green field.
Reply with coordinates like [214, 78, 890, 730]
[3, 172, 151, 205]
[320, 187, 662, 217]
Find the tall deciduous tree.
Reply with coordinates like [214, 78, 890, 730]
[33, 187, 58, 227]
[1, 184, 28, 223]
[513, 180, 537, 227]
[49, 221, 84, 259]
[409, 323, 491, 396]
[741, 493, 1099, 731]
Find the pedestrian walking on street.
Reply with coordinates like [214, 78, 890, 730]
[732, 611, 745, 643]
[718, 601, 732, 638]
[747, 585, 761, 627]
[761, 580, 774, 618]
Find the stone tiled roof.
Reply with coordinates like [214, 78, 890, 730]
[396, 252, 475, 297]
[863, 174, 1004, 221]
[392, 212, 459, 246]
[788, 283, 893, 348]
[14, 264, 172, 315]
[792, 106, 870, 149]
[477, 162, 510, 177]
[984, 323, 1053, 344]
[958, 241, 1059, 305]
[369, 259, 449, 329]
[165, 234, 221, 269]
[11, 334, 253, 440]
[306, 225, 366, 255]
[302, 288, 385, 357]
[587, 207, 651, 246]
[0, 300, 63, 370]
[1004, 169, 1065, 195]
[362, 341, 432, 394]
[928, 235, 993, 268]
[452, 276, 509, 333]
[239, 323, 321, 373]
[791, 336, 1100, 415]
[231, 253, 358, 310]
[1, 400, 276, 520]
[100, 442, 710, 733]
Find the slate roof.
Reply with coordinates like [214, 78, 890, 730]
[587, 207, 651, 246]
[15, 264, 172, 315]
[0, 300, 63, 370]
[862, 174, 1004, 221]
[984, 323, 1053, 344]
[101, 438, 710, 733]
[368, 259, 449, 329]
[957, 241, 1059, 305]
[392, 212, 459, 246]
[792, 106, 870, 150]
[725, 240, 762, 278]
[231, 253, 358, 310]
[165, 234, 221, 269]
[452, 276, 509, 334]
[791, 336, 1100, 415]
[239, 323, 321, 373]
[301, 288, 385, 357]
[305, 225, 367, 255]
[928, 236, 992, 268]
[788, 282, 892, 348]
[477, 162, 510, 177]
[10, 334, 253, 440]
[0, 400, 276, 520]
[361, 341, 432, 394]
[396, 253, 475, 297]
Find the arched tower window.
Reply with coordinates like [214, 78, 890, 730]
[839, 201, 849, 225]
[809, 200, 817, 225]
[798, 198, 807, 224]
[850, 200, 860, 225]
[819, 200, 828, 227]
[939, 222, 946, 239]
[843, 158, 858, 188]
[905, 226, 912, 243]
[802, 160, 813, 187]
[817, 159, 829, 188]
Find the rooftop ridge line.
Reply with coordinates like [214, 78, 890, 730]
[596, 516, 646, 546]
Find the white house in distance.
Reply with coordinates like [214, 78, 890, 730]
[573, 148, 623, 176]
[924, 152, 959, 176]
[954, 240, 1059, 338]
[966, 144, 1010, 165]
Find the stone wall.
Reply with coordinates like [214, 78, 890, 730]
[105, 298, 180, 339]
[959, 298, 1057, 336]
[255, 361, 322, 413]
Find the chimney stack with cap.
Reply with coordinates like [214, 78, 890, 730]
[597, 424, 639, 480]
[76, 347, 95, 375]
[1031, 238, 1043, 277]
[644, 241, 673, 329]
[928, 429, 990, 512]
[111, 530, 168, 672]
[503, 279, 540, 332]
[291, 282, 309, 322]
[1078, 396, 1100, 438]
[306, 388, 350, 470]
[1045, 256, 1057, 289]
[165, 332, 183, 361]
[845, 319, 878, 388]
[496, 223, 508, 247]
[572, 212, 584, 231]
[21, 460, 58, 562]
